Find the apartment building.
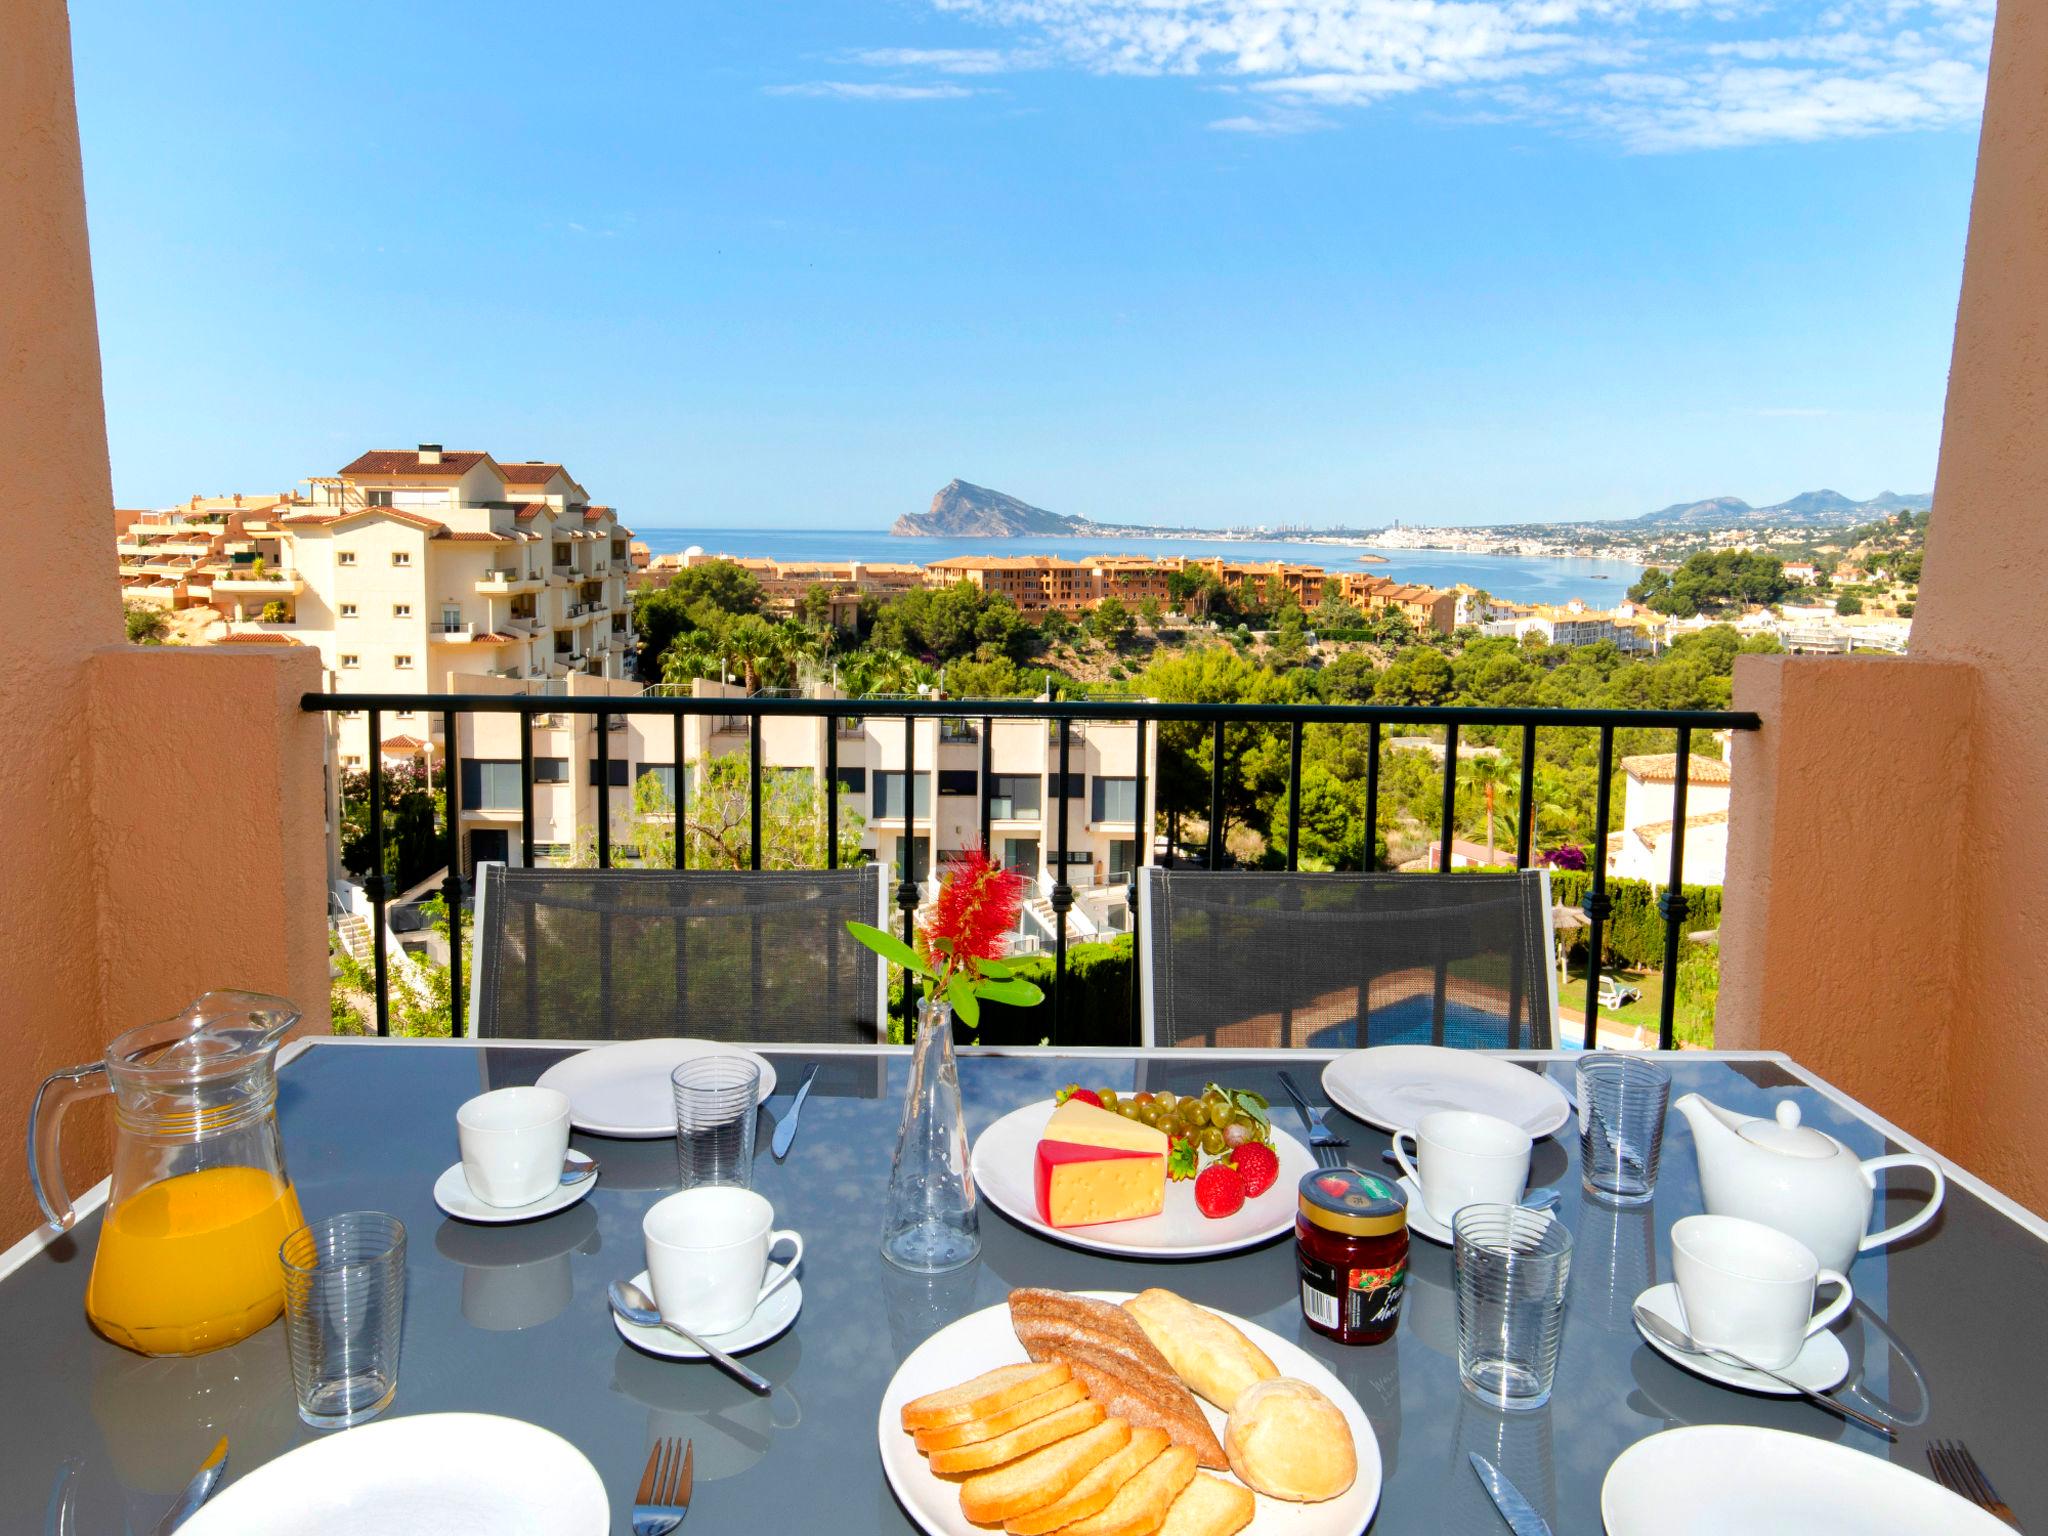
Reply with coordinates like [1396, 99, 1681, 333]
[116, 493, 303, 608]
[1193, 558, 1329, 609]
[922, 555, 1093, 613]
[643, 551, 924, 625]
[1604, 752, 1734, 886]
[1336, 572, 1459, 634]
[450, 679, 1157, 936]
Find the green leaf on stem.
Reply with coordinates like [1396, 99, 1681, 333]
[973, 976, 1044, 1007]
[947, 978, 981, 1030]
[973, 958, 1015, 980]
[846, 921, 933, 979]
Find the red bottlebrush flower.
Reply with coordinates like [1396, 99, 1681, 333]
[923, 848, 1026, 972]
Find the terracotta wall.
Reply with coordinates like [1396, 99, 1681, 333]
[1, 0, 329, 1242]
[1722, 0, 2048, 1210]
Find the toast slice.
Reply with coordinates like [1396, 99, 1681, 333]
[1005, 1426, 1171, 1535]
[915, 1378, 1089, 1452]
[959, 1417, 1132, 1524]
[1156, 1475, 1256, 1536]
[1009, 1290, 1226, 1470]
[903, 1363, 1073, 1432]
[928, 1398, 1106, 1476]
[1058, 1444, 1198, 1536]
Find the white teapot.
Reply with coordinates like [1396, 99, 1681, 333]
[1674, 1093, 1945, 1273]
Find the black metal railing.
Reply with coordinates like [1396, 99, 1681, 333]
[308, 692, 1757, 1048]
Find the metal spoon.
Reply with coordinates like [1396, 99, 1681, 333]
[608, 1278, 772, 1394]
[149, 1436, 227, 1535]
[562, 1152, 601, 1185]
[1631, 1303, 1894, 1438]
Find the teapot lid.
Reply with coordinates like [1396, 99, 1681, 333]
[1735, 1100, 1837, 1159]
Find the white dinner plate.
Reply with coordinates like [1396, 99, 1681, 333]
[536, 1039, 777, 1138]
[612, 1268, 803, 1359]
[971, 1101, 1315, 1259]
[880, 1292, 1380, 1536]
[181, 1413, 608, 1535]
[433, 1151, 598, 1224]
[1631, 1283, 1849, 1396]
[1602, 1424, 2011, 1535]
[1321, 1046, 1570, 1138]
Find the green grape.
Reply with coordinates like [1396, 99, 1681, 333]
[1154, 1091, 1178, 1112]
[1210, 1102, 1235, 1129]
[1138, 1105, 1160, 1127]
[1117, 1102, 1141, 1120]
[1223, 1120, 1254, 1149]
[1184, 1102, 1211, 1128]
[1098, 1090, 1119, 1112]
[1200, 1127, 1226, 1156]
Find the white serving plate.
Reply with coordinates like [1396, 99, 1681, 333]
[1321, 1045, 1570, 1138]
[181, 1413, 607, 1535]
[1603, 1424, 2011, 1535]
[536, 1038, 777, 1138]
[878, 1292, 1382, 1536]
[971, 1100, 1315, 1259]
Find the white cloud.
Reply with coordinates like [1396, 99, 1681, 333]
[1210, 105, 1335, 133]
[765, 81, 977, 101]
[908, 0, 1994, 149]
[848, 46, 1020, 74]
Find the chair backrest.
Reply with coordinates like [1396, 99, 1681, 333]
[468, 863, 889, 1043]
[1140, 867, 1557, 1050]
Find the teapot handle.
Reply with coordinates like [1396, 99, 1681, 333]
[1859, 1153, 1946, 1255]
[27, 1063, 110, 1233]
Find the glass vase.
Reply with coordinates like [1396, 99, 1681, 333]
[880, 998, 979, 1273]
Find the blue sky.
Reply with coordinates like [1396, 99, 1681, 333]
[71, 0, 1992, 528]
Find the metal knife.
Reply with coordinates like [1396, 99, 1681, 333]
[1469, 1452, 1552, 1536]
[151, 1437, 228, 1536]
[771, 1064, 819, 1161]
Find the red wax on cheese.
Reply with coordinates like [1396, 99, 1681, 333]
[1034, 1098, 1169, 1228]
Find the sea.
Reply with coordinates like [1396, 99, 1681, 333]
[628, 528, 1642, 609]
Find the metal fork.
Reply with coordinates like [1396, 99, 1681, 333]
[1928, 1440, 2020, 1528]
[1276, 1071, 1349, 1158]
[633, 1438, 694, 1536]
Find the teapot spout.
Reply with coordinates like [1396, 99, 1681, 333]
[1673, 1091, 1746, 1144]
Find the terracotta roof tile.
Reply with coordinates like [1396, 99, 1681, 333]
[1620, 753, 1731, 786]
[380, 735, 433, 752]
[340, 449, 492, 478]
[502, 462, 564, 484]
[219, 633, 301, 646]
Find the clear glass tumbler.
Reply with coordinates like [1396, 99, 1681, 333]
[1577, 1054, 1672, 1205]
[672, 1057, 761, 1189]
[279, 1211, 406, 1429]
[1454, 1204, 1572, 1411]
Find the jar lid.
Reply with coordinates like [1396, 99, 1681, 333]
[1298, 1167, 1407, 1237]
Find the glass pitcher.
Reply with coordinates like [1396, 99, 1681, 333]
[29, 991, 306, 1357]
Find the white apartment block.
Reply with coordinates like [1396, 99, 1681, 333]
[450, 680, 1158, 940]
[1604, 752, 1734, 887]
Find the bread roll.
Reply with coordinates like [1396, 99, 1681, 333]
[1222, 1377, 1356, 1502]
[1121, 1289, 1278, 1411]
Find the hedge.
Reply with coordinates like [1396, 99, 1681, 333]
[1546, 869, 1723, 971]
[890, 935, 1134, 1046]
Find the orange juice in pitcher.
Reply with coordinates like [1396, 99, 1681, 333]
[30, 992, 305, 1356]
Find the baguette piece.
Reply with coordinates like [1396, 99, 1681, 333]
[1008, 1289, 1226, 1470]
[1058, 1444, 1198, 1536]
[904, 1363, 1072, 1432]
[929, 1398, 1105, 1476]
[959, 1417, 1131, 1524]
[1156, 1475, 1256, 1536]
[1121, 1290, 1277, 1412]
[915, 1378, 1090, 1453]
[1005, 1427, 1170, 1536]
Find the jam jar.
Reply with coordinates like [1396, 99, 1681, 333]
[1296, 1167, 1408, 1345]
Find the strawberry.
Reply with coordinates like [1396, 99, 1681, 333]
[1055, 1085, 1103, 1108]
[1232, 1142, 1281, 1198]
[1167, 1134, 1200, 1182]
[1315, 1173, 1352, 1198]
[1194, 1160, 1246, 1219]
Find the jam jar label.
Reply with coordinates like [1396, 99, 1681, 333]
[1300, 1251, 1406, 1334]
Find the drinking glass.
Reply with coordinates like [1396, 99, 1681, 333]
[672, 1057, 761, 1189]
[1454, 1204, 1573, 1411]
[279, 1212, 407, 1429]
[1576, 1054, 1672, 1205]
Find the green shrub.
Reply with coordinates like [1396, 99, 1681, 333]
[1547, 870, 1723, 971]
[890, 935, 1134, 1046]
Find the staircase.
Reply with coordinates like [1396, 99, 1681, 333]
[333, 911, 374, 967]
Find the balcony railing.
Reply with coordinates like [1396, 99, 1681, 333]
[305, 691, 1757, 1046]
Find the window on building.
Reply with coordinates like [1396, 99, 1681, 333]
[394, 710, 415, 720]
[937, 769, 978, 797]
[834, 766, 867, 794]
[1092, 776, 1138, 824]
[393, 603, 411, 618]
[589, 758, 632, 787]
[1051, 772, 1086, 800]
[1109, 839, 1138, 882]
[872, 772, 932, 820]
[988, 775, 1041, 818]
[391, 551, 411, 567]
[340, 654, 360, 668]
[339, 602, 357, 618]
[554, 544, 571, 566]
[533, 757, 569, 783]
[1050, 850, 1092, 866]
[461, 760, 522, 811]
[367, 490, 394, 507]
[638, 764, 681, 806]
[342, 755, 364, 770]
[393, 654, 413, 670]
[338, 550, 356, 566]
[1002, 836, 1040, 873]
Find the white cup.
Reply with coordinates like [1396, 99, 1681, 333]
[1671, 1213, 1853, 1370]
[644, 1186, 804, 1335]
[1392, 1109, 1533, 1226]
[457, 1086, 571, 1208]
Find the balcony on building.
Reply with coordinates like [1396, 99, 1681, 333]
[212, 565, 304, 595]
[476, 567, 543, 595]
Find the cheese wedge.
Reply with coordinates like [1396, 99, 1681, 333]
[1035, 1099, 1168, 1229]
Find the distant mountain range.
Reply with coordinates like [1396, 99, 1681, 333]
[1632, 489, 1931, 528]
[892, 480, 1092, 538]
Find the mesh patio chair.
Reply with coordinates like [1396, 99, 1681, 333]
[1139, 867, 1558, 1050]
[467, 863, 890, 1043]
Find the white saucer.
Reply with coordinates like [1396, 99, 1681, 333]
[1396, 1176, 1456, 1245]
[434, 1152, 598, 1224]
[1632, 1282, 1849, 1395]
[612, 1269, 803, 1359]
